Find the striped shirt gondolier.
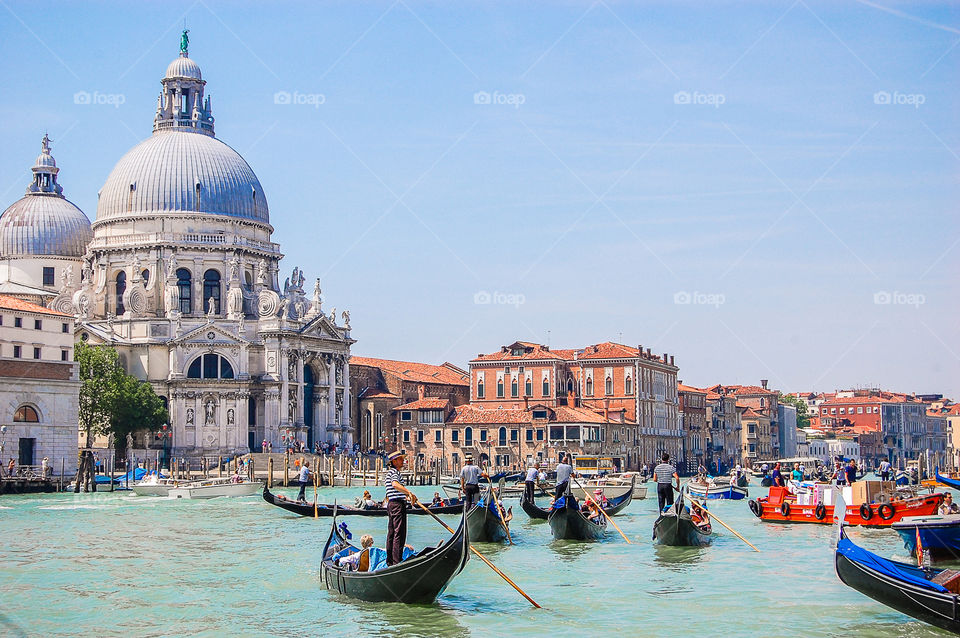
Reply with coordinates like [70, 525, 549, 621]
[384, 466, 405, 501]
[653, 463, 677, 484]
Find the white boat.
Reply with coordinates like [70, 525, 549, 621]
[582, 473, 648, 500]
[167, 477, 263, 499]
[132, 475, 181, 497]
[684, 478, 748, 500]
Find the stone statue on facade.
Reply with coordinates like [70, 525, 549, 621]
[341, 310, 350, 328]
[227, 409, 235, 426]
[204, 398, 216, 425]
[256, 258, 267, 286]
[186, 407, 194, 425]
[229, 255, 240, 282]
[207, 296, 216, 319]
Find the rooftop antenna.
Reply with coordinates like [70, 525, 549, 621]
[546, 330, 551, 348]
[618, 331, 622, 344]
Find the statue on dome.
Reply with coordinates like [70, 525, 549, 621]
[180, 29, 190, 55]
[256, 259, 267, 285]
[41, 133, 52, 154]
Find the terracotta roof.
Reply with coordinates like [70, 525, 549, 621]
[471, 341, 567, 362]
[740, 407, 761, 418]
[821, 395, 901, 406]
[349, 356, 468, 386]
[472, 340, 671, 364]
[554, 405, 610, 423]
[448, 405, 532, 425]
[358, 388, 399, 400]
[393, 397, 450, 411]
[678, 383, 707, 394]
[0, 294, 71, 317]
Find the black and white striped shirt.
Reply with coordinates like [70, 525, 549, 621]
[384, 466, 405, 501]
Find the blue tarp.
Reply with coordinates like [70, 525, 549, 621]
[369, 546, 417, 572]
[837, 534, 947, 593]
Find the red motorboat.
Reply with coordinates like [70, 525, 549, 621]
[748, 484, 943, 527]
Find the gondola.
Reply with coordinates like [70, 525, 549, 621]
[652, 491, 713, 546]
[523, 477, 634, 521]
[262, 485, 465, 517]
[935, 468, 960, 490]
[835, 525, 960, 633]
[547, 485, 607, 541]
[319, 505, 470, 604]
[465, 483, 510, 542]
[520, 491, 551, 520]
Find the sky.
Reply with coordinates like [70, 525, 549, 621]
[1, 1, 957, 397]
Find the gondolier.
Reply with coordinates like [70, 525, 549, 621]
[460, 454, 485, 511]
[524, 461, 541, 502]
[384, 450, 419, 566]
[296, 460, 311, 502]
[555, 454, 574, 498]
[654, 452, 679, 512]
[879, 459, 891, 482]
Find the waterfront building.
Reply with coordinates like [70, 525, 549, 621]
[703, 387, 741, 471]
[349, 357, 469, 453]
[945, 404, 960, 470]
[0, 295, 78, 473]
[738, 405, 772, 467]
[708, 382, 779, 466]
[469, 341, 681, 468]
[678, 383, 707, 473]
[3, 36, 355, 458]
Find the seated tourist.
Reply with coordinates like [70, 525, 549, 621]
[690, 503, 710, 530]
[430, 492, 444, 507]
[940, 493, 960, 515]
[593, 489, 609, 509]
[338, 534, 375, 570]
[355, 490, 377, 509]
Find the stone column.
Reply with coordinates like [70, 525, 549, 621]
[264, 387, 281, 446]
[342, 357, 352, 446]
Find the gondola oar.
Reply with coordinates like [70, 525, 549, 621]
[675, 485, 759, 552]
[412, 500, 540, 608]
[491, 478, 513, 544]
[313, 466, 319, 519]
[572, 476, 631, 544]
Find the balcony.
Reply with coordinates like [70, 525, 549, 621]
[88, 231, 281, 252]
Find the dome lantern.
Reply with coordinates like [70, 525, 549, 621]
[154, 31, 214, 136]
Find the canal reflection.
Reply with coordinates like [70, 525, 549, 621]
[339, 596, 469, 638]
[652, 544, 707, 570]
[549, 540, 596, 561]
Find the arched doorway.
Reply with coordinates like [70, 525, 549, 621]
[303, 365, 315, 448]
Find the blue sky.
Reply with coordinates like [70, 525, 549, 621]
[1, 1, 957, 397]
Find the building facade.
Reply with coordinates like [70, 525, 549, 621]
[0, 295, 79, 472]
[678, 384, 707, 473]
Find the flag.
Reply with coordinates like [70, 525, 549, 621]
[916, 526, 924, 567]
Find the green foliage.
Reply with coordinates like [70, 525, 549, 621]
[75, 342, 169, 448]
[778, 393, 811, 428]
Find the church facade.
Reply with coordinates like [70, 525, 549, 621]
[0, 35, 354, 456]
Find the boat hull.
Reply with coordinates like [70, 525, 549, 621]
[548, 502, 606, 541]
[835, 539, 960, 633]
[685, 482, 748, 500]
[132, 484, 173, 497]
[751, 492, 941, 527]
[892, 515, 960, 559]
[465, 503, 508, 543]
[520, 494, 550, 520]
[653, 513, 712, 546]
[168, 482, 262, 499]
[261, 486, 466, 517]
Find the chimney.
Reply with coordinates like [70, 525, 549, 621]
[417, 384, 425, 400]
[646, 348, 651, 358]
[670, 355, 674, 366]
[604, 398, 610, 422]
[662, 353, 668, 363]
[524, 396, 529, 410]
[637, 344, 642, 357]
[761, 379, 768, 390]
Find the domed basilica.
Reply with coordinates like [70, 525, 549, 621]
[0, 35, 355, 456]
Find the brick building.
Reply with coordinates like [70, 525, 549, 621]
[349, 356, 469, 453]
[704, 387, 741, 472]
[469, 341, 681, 469]
[678, 383, 707, 473]
[710, 382, 780, 463]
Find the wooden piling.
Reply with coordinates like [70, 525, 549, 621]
[283, 453, 289, 487]
[218, 456, 223, 478]
[59, 457, 64, 492]
[268, 456, 274, 488]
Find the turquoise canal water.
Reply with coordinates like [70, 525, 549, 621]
[0, 481, 954, 637]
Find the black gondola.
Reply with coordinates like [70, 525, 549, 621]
[835, 525, 960, 633]
[319, 505, 470, 604]
[652, 491, 712, 546]
[521, 491, 551, 520]
[523, 477, 634, 521]
[465, 483, 510, 542]
[547, 485, 607, 541]
[262, 485, 465, 517]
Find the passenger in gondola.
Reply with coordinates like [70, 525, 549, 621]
[430, 492, 444, 507]
[690, 503, 710, 531]
[582, 500, 603, 524]
[384, 449, 419, 567]
[338, 534, 375, 570]
[355, 490, 377, 509]
[592, 488, 609, 509]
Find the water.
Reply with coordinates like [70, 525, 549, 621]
[0, 483, 953, 637]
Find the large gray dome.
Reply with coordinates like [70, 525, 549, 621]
[95, 130, 270, 224]
[0, 195, 92, 258]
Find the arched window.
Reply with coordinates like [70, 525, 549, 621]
[605, 376, 613, 395]
[464, 427, 473, 445]
[187, 353, 234, 379]
[586, 377, 593, 396]
[115, 271, 126, 314]
[525, 378, 532, 396]
[625, 376, 633, 395]
[542, 378, 550, 397]
[496, 379, 504, 398]
[477, 377, 484, 399]
[511, 378, 518, 398]
[203, 270, 221, 314]
[141, 270, 149, 284]
[177, 269, 192, 314]
[498, 426, 507, 446]
[567, 379, 574, 394]
[13, 405, 39, 422]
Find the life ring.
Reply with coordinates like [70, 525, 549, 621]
[859, 504, 873, 521]
[878, 503, 895, 520]
[749, 499, 763, 518]
[780, 501, 791, 517]
[815, 504, 827, 520]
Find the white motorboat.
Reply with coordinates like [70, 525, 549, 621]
[684, 478, 749, 500]
[132, 475, 181, 497]
[581, 473, 647, 500]
[167, 477, 263, 499]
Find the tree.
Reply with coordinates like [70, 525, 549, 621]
[778, 393, 811, 428]
[76, 342, 169, 450]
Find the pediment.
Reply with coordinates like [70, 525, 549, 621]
[296, 314, 346, 341]
[170, 321, 249, 347]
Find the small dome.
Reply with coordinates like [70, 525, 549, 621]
[165, 54, 202, 81]
[34, 152, 56, 168]
[96, 130, 269, 224]
[0, 195, 92, 258]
